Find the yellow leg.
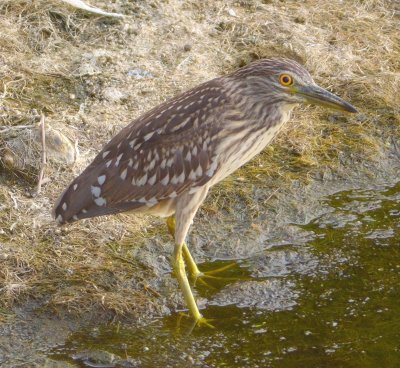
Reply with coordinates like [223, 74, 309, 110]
[182, 244, 201, 279]
[166, 215, 175, 237]
[172, 244, 202, 322]
[167, 216, 201, 278]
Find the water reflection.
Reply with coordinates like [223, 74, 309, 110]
[50, 182, 400, 367]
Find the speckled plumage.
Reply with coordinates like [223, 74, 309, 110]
[54, 58, 312, 224]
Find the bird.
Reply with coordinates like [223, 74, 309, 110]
[53, 58, 357, 324]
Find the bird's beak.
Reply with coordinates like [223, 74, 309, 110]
[295, 84, 358, 113]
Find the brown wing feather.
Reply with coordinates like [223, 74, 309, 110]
[53, 79, 227, 224]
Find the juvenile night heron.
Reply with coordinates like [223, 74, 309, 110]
[54, 58, 357, 324]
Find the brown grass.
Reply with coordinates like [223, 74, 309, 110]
[0, 0, 399, 319]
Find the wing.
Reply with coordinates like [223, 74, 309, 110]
[53, 79, 228, 224]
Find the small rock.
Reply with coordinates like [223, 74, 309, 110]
[127, 69, 153, 79]
[1, 150, 14, 168]
[42, 125, 77, 165]
[228, 8, 237, 17]
[1, 125, 77, 174]
[103, 87, 128, 102]
[0, 253, 9, 260]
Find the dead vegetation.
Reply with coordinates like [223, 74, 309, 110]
[0, 0, 399, 320]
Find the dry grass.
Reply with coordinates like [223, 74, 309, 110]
[0, 0, 399, 319]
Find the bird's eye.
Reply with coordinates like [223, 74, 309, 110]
[279, 74, 294, 86]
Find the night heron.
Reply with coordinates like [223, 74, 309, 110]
[53, 58, 357, 324]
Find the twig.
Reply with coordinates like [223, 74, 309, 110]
[60, 0, 124, 18]
[36, 114, 47, 194]
[143, 284, 162, 298]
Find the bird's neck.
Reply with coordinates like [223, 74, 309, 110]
[236, 96, 295, 147]
[224, 81, 296, 132]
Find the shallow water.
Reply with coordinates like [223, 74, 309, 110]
[50, 182, 400, 367]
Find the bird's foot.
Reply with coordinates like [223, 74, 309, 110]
[196, 316, 215, 329]
[197, 262, 236, 277]
[189, 263, 238, 289]
[177, 312, 215, 332]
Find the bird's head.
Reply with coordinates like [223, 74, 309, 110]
[231, 58, 357, 113]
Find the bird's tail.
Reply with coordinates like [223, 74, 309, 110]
[52, 164, 115, 224]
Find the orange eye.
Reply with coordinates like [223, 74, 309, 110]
[279, 74, 293, 86]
